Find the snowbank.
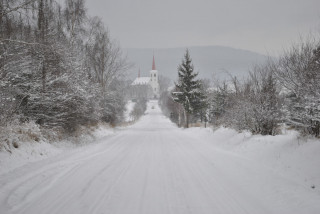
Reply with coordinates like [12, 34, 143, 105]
[0, 123, 116, 176]
[184, 126, 320, 191]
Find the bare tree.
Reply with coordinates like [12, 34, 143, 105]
[86, 17, 128, 94]
[63, 0, 86, 46]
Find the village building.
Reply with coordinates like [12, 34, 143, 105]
[131, 55, 160, 100]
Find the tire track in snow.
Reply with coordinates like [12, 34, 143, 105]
[0, 134, 135, 214]
[88, 136, 147, 214]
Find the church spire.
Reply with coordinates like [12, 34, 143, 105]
[138, 67, 140, 77]
[152, 53, 156, 70]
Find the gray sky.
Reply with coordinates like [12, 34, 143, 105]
[85, 0, 320, 55]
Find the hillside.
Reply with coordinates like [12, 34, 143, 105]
[125, 46, 269, 81]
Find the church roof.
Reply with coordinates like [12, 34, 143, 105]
[132, 77, 150, 85]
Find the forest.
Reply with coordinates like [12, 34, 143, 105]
[1, 0, 130, 146]
[161, 39, 320, 137]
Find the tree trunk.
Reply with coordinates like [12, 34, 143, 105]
[42, 60, 46, 92]
[178, 106, 181, 127]
[185, 111, 189, 128]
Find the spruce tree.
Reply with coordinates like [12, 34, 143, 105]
[172, 49, 206, 128]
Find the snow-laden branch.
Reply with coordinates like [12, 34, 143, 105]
[0, 39, 45, 46]
[1, 0, 37, 18]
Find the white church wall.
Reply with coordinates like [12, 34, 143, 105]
[130, 55, 160, 100]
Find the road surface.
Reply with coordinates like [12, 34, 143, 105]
[0, 100, 319, 214]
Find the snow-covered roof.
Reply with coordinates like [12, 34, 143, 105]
[132, 77, 150, 85]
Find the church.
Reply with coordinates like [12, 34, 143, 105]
[131, 55, 160, 99]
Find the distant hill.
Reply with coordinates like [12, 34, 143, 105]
[124, 46, 270, 82]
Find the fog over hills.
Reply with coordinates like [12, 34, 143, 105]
[125, 46, 270, 82]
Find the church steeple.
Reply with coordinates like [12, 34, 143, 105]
[138, 67, 140, 77]
[152, 54, 156, 70]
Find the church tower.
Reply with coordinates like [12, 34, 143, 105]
[149, 54, 160, 98]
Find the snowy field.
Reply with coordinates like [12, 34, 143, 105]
[0, 100, 320, 214]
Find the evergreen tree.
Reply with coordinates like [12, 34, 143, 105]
[172, 49, 206, 128]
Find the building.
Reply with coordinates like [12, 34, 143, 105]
[131, 55, 160, 99]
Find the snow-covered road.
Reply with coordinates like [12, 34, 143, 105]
[1, 100, 320, 214]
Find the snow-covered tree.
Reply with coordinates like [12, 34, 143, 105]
[0, 0, 129, 136]
[85, 17, 128, 124]
[275, 40, 320, 136]
[208, 81, 229, 125]
[207, 62, 281, 135]
[172, 49, 206, 128]
[247, 64, 282, 135]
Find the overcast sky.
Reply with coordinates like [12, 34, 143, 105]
[85, 0, 320, 55]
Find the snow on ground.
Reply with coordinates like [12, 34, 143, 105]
[124, 100, 135, 122]
[184, 126, 320, 194]
[0, 140, 61, 176]
[0, 100, 319, 214]
[0, 124, 116, 176]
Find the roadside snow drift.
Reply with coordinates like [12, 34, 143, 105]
[0, 100, 319, 214]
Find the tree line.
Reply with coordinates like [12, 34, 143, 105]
[0, 0, 129, 135]
[161, 37, 320, 137]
